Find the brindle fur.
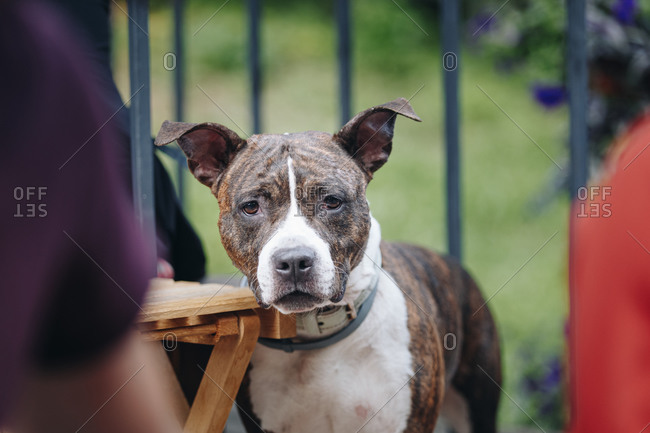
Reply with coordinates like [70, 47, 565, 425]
[381, 243, 501, 432]
[155, 98, 501, 432]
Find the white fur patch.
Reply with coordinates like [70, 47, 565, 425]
[337, 211, 382, 305]
[248, 218, 414, 432]
[256, 157, 336, 313]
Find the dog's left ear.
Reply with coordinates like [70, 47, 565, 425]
[334, 97, 421, 178]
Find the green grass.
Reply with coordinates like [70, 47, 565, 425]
[112, 1, 568, 428]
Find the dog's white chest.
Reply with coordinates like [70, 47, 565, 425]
[247, 272, 414, 433]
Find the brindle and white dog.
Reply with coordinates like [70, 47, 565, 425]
[155, 98, 501, 433]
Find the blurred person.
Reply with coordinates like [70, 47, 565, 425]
[568, 1, 650, 431]
[48, 0, 207, 282]
[45, 0, 221, 404]
[0, 2, 181, 432]
[568, 109, 650, 432]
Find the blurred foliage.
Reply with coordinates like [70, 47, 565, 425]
[148, 0, 650, 87]
[471, 1, 566, 83]
[472, 0, 650, 85]
[520, 351, 565, 430]
[353, 1, 433, 76]
[150, 0, 483, 77]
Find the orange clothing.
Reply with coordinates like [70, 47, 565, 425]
[569, 112, 650, 432]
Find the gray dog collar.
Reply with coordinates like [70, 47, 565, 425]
[242, 273, 380, 352]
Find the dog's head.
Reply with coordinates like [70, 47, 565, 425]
[155, 98, 420, 313]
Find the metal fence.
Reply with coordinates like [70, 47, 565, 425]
[126, 0, 588, 266]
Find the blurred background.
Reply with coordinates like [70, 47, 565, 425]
[108, 0, 648, 430]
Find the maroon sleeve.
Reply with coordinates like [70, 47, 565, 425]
[0, 1, 152, 419]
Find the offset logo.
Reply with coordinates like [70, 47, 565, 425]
[295, 186, 330, 218]
[443, 52, 458, 71]
[162, 332, 178, 351]
[576, 186, 612, 218]
[443, 332, 457, 350]
[163, 52, 177, 71]
[13, 186, 47, 218]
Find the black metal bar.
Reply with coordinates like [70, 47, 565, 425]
[336, 0, 352, 126]
[173, 0, 185, 205]
[128, 0, 157, 272]
[441, 0, 462, 261]
[567, 0, 588, 198]
[248, 0, 261, 134]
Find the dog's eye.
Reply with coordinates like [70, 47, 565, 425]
[242, 201, 260, 215]
[323, 196, 342, 210]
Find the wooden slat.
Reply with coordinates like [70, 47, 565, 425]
[258, 307, 297, 339]
[184, 311, 260, 433]
[139, 314, 221, 333]
[141, 314, 240, 339]
[139, 279, 297, 339]
[140, 279, 259, 323]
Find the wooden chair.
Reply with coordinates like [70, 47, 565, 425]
[138, 278, 295, 432]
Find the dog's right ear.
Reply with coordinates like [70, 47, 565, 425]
[154, 121, 245, 188]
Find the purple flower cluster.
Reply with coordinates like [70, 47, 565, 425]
[612, 0, 638, 25]
[531, 84, 567, 109]
[468, 12, 497, 37]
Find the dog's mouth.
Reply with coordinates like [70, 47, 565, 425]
[273, 291, 324, 313]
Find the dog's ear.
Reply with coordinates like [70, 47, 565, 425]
[155, 121, 245, 188]
[334, 97, 421, 178]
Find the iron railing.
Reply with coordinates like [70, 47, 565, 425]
[126, 0, 588, 263]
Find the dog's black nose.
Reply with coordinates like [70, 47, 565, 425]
[273, 248, 316, 283]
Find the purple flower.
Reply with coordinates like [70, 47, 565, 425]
[531, 83, 567, 109]
[612, 0, 638, 25]
[541, 358, 562, 391]
[469, 12, 497, 37]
